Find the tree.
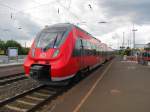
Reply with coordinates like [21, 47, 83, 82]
[0, 39, 5, 50]
[5, 40, 22, 55]
[124, 47, 132, 56]
[22, 47, 30, 55]
[0, 39, 30, 55]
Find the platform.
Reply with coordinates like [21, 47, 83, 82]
[0, 63, 23, 68]
[46, 58, 150, 112]
[0, 63, 24, 77]
[0, 55, 24, 68]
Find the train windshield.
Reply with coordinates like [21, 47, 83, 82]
[36, 29, 66, 49]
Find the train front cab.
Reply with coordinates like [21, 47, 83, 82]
[24, 24, 76, 84]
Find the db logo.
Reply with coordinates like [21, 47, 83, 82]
[40, 53, 46, 58]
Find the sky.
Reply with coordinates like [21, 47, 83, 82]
[0, 0, 150, 49]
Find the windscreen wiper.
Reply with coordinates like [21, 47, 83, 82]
[53, 33, 58, 48]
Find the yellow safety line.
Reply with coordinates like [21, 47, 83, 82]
[73, 61, 113, 112]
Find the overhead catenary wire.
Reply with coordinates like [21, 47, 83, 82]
[0, 0, 57, 14]
[15, 1, 58, 14]
[0, 1, 58, 24]
[68, 0, 71, 10]
[0, 0, 83, 41]
[56, 0, 81, 22]
[0, 0, 79, 24]
[0, 0, 99, 29]
[0, 3, 16, 11]
[30, 0, 42, 5]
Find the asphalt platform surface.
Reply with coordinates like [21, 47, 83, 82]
[47, 58, 150, 112]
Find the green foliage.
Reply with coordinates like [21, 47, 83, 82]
[144, 47, 150, 50]
[5, 40, 22, 54]
[0, 39, 5, 50]
[124, 47, 132, 56]
[119, 47, 132, 56]
[21, 47, 30, 55]
[0, 39, 29, 55]
[0, 39, 5, 55]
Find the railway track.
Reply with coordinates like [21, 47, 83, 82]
[0, 73, 27, 86]
[0, 61, 109, 112]
[0, 84, 65, 112]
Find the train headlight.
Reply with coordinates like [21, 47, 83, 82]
[52, 49, 59, 58]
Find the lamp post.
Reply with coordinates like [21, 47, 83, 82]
[122, 32, 125, 49]
[132, 24, 138, 49]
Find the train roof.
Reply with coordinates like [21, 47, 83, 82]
[101, 43, 107, 46]
[44, 23, 74, 29]
[45, 23, 101, 43]
[44, 23, 112, 49]
[74, 24, 101, 43]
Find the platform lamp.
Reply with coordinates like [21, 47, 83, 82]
[98, 21, 107, 24]
[132, 26, 138, 49]
[132, 28, 138, 56]
[77, 21, 108, 25]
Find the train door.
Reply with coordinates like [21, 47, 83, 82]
[79, 39, 85, 69]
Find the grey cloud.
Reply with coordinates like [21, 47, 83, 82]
[0, 0, 42, 42]
[98, 0, 150, 24]
[15, 13, 41, 36]
[0, 0, 149, 49]
[0, 13, 41, 41]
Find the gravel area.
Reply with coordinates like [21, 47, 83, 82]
[0, 66, 24, 77]
[0, 78, 41, 101]
[0, 108, 17, 112]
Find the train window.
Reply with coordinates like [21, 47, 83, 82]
[72, 38, 82, 56]
[148, 52, 150, 57]
[89, 42, 92, 49]
[75, 38, 82, 49]
[96, 45, 99, 55]
[91, 44, 95, 50]
[82, 40, 87, 48]
[99, 46, 102, 52]
[96, 45, 98, 51]
[36, 31, 65, 49]
[94, 45, 96, 50]
[87, 41, 91, 49]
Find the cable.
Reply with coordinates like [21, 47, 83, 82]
[0, 0, 82, 25]
[0, 2, 53, 24]
[56, 0, 81, 21]
[68, 0, 71, 10]
[0, 3, 16, 11]
[0, 1, 57, 15]
[30, 0, 41, 5]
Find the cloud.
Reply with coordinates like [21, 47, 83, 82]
[0, 1, 41, 46]
[0, 0, 150, 48]
[98, 0, 150, 24]
[0, 13, 41, 39]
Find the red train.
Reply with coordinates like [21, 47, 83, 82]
[137, 50, 150, 65]
[24, 23, 114, 85]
